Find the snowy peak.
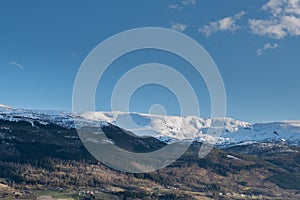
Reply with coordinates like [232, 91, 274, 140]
[220, 120, 300, 147]
[0, 106, 103, 129]
[0, 104, 12, 109]
[80, 111, 300, 146]
[80, 111, 249, 140]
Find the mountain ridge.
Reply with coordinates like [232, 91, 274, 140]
[1, 104, 300, 148]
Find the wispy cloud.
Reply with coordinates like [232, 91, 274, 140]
[249, 0, 300, 39]
[257, 43, 279, 55]
[168, 0, 198, 11]
[168, 4, 183, 11]
[199, 11, 246, 37]
[181, 0, 197, 6]
[170, 22, 188, 32]
[8, 61, 24, 69]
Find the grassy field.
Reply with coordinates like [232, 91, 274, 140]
[35, 190, 78, 200]
[35, 189, 117, 200]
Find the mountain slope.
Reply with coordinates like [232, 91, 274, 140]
[1, 118, 300, 199]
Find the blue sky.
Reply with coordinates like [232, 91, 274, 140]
[0, 0, 300, 122]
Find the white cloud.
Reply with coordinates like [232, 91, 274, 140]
[249, 19, 287, 39]
[168, 0, 197, 11]
[170, 22, 188, 32]
[199, 11, 246, 37]
[181, 0, 197, 6]
[256, 43, 279, 55]
[199, 22, 219, 37]
[8, 61, 23, 69]
[263, 0, 300, 16]
[219, 17, 238, 31]
[168, 4, 183, 11]
[249, 0, 300, 39]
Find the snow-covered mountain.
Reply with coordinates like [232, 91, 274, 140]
[80, 111, 300, 147]
[1, 104, 300, 147]
[0, 104, 109, 129]
[80, 111, 248, 143]
[0, 104, 12, 109]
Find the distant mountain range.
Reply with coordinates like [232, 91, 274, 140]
[1, 103, 300, 199]
[1, 104, 300, 148]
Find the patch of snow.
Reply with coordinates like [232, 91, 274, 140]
[0, 127, 10, 131]
[64, 135, 78, 139]
[0, 104, 12, 109]
[226, 155, 241, 160]
[101, 139, 115, 144]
